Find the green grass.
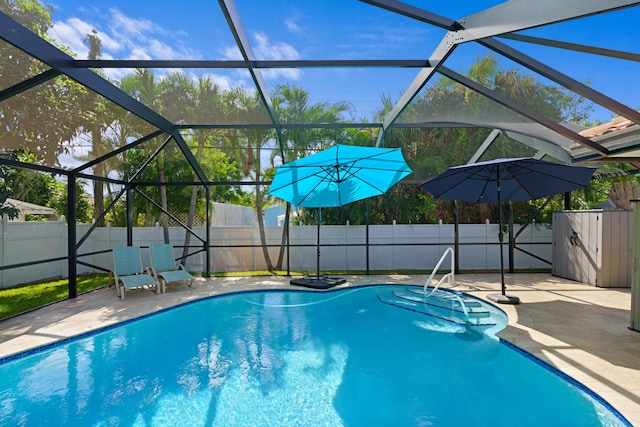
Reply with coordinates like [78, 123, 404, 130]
[0, 274, 112, 320]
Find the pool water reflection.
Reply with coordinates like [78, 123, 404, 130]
[0, 285, 630, 426]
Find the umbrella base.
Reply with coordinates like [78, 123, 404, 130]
[487, 293, 520, 305]
[290, 275, 347, 289]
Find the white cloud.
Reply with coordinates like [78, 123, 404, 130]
[253, 32, 299, 61]
[49, 8, 198, 62]
[204, 74, 239, 91]
[179, 71, 242, 92]
[48, 18, 89, 57]
[109, 8, 158, 39]
[49, 16, 122, 59]
[48, 8, 207, 81]
[223, 32, 302, 81]
[105, 9, 199, 61]
[127, 47, 152, 61]
[47, 9, 299, 97]
[285, 17, 303, 34]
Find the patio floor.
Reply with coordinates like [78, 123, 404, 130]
[0, 273, 638, 424]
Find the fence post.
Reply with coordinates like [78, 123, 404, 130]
[106, 221, 112, 251]
[0, 215, 6, 288]
[345, 220, 350, 271]
[67, 172, 77, 299]
[60, 218, 67, 278]
[392, 220, 397, 271]
[485, 219, 491, 269]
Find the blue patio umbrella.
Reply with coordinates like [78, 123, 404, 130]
[269, 144, 412, 287]
[421, 157, 597, 304]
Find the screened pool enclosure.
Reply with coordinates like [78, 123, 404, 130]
[1, 1, 640, 295]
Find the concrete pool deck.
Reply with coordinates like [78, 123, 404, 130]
[0, 273, 638, 424]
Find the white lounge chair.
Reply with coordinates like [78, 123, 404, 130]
[149, 243, 195, 293]
[112, 246, 159, 300]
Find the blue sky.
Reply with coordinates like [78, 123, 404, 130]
[45, 0, 640, 124]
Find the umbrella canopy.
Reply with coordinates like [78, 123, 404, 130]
[421, 157, 597, 204]
[421, 157, 597, 304]
[268, 144, 412, 208]
[269, 144, 412, 288]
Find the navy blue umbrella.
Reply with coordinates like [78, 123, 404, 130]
[421, 157, 597, 304]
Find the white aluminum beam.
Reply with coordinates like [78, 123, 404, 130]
[218, 0, 284, 153]
[375, 33, 458, 146]
[454, 0, 640, 43]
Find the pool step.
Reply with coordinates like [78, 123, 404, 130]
[378, 288, 496, 326]
[405, 287, 482, 307]
[395, 289, 491, 319]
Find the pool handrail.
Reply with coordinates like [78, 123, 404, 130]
[424, 247, 455, 298]
[424, 247, 470, 323]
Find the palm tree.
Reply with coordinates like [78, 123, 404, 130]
[83, 29, 107, 226]
[175, 76, 233, 261]
[117, 69, 163, 225]
[270, 84, 353, 245]
[236, 89, 278, 270]
[272, 85, 353, 161]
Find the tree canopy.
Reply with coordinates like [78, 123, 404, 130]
[2, 1, 634, 229]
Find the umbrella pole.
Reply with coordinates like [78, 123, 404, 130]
[317, 207, 321, 280]
[488, 172, 520, 305]
[499, 198, 506, 294]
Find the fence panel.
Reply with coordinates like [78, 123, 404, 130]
[0, 220, 553, 287]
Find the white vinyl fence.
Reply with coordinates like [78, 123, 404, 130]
[0, 216, 552, 288]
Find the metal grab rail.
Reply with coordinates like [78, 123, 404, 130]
[424, 247, 470, 323]
[424, 247, 455, 298]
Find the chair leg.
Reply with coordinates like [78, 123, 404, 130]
[120, 285, 125, 300]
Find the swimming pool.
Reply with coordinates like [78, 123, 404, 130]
[0, 285, 630, 426]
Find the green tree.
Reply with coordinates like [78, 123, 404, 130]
[272, 84, 353, 163]
[389, 55, 595, 225]
[0, 0, 86, 166]
[2, 151, 93, 222]
[271, 85, 353, 231]
[82, 28, 109, 226]
[0, 152, 19, 220]
[172, 75, 237, 260]
[111, 71, 248, 229]
[5, 152, 56, 206]
[122, 69, 175, 235]
[235, 89, 278, 270]
[49, 179, 93, 223]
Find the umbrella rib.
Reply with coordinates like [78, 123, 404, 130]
[508, 164, 536, 199]
[463, 165, 495, 203]
[509, 163, 592, 200]
[269, 144, 412, 207]
[341, 168, 387, 194]
[296, 172, 335, 206]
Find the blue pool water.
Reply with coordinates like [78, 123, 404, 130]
[0, 285, 630, 426]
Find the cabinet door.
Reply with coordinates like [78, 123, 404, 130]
[565, 212, 585, 282]
[553, 212, 580, 280]
[553, 211, 597, 283]
[581, 212, 600, 285]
